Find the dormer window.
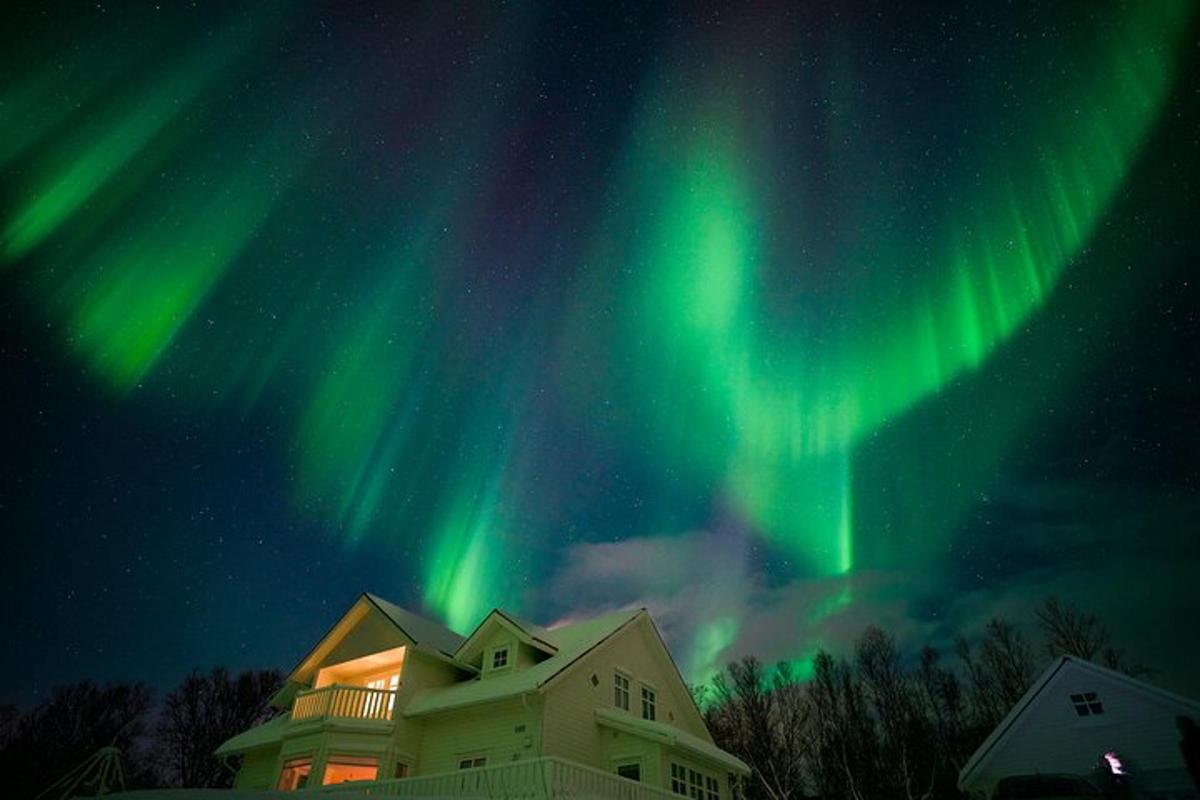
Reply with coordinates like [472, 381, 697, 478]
[1070, 691, 1104, 716]
[492, 646, 509, 670]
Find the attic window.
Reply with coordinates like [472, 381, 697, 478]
[614, 672, 630, 711]
[1069, 691, 1104, 716]
[492, 646, 509, 670]
[641, 687, 657, 721]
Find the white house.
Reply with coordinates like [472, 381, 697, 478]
[214, 593, 750, 797]
[959, 655, 1200, 799]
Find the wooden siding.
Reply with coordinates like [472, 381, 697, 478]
[415, 696, 543, 775]
[965, 664, 1199, 796]
[232, 747, 279, 790]
[541, 614, 716, 792]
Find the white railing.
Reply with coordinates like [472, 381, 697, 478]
[292, 685, 396, 722]
[318, 756, 678, 799]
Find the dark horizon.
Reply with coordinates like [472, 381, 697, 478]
[2, 0, 1198, 710]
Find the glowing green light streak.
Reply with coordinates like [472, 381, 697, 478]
[1, 17, 258, 261]
[588, 0, 1192, 579]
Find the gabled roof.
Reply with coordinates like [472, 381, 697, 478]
[271, 593, 469, 707]
[455, 608, 559, 664]
[958, 655, 1200, 788]
[406, 607, 643, 716]
[595, 707, 751, 774]
[366, 593, 465, 657]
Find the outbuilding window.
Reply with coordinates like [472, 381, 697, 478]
[1069, 691, 1104, 716]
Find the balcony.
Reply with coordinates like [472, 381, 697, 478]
[292, 684, 397, 723]
[317, 756, 677, 799]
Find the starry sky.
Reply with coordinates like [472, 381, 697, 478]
[2, 1, 1198, 706]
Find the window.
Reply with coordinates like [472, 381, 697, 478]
[492, 646, 509, 670]
[689, 768, 703, 799]
[322, 755, 379, 784]
[671, 763, 687, 795]
[276, 757, 313, 790]
[617, 762, 641, 782]
[641, 686, 657, 720]
[614, 672, 630, 710]
[1069, 691, 1105, 716]
[458, 756, 487, 769]
[706, 775, 720, 800]
[394, 762, 409, 778]
[365, 672, 400, 715]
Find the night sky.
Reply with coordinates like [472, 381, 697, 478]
[2, 1, 1198, 707]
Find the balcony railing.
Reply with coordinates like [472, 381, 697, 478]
[317, 756, 677, 799]
[293, 684, 397, 723]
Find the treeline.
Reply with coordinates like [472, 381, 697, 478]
[0, 667, 281, 800]
[697, 596, 1149, 800]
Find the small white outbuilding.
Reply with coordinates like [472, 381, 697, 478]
[958, 655, 1200, 799]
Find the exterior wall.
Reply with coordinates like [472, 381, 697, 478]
[965, 666, 1199, 797]
[232, 746, 280, 790]
[600, 728, 663, 787]
[416, 696, 543, 775]
[541, 616, 716, 790]
[392, 649, 464, 773]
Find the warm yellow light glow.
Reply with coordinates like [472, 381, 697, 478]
[322, 755, 380, 785]
[313, 646, 406, 688]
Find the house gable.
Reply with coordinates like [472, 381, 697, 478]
[545, 611, 710, 740]
[456, 609, 557, 672]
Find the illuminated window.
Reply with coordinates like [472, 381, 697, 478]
[365, 673, 400, 716]
[614, 672, 630, 710]
[641, 686, 657, 720]
[492, 646, 509, 670]
[1069, 691, 1104, 716]
[617, 762, 641, 782]
[458, 756, 487, 769]
[322, 755, 379, 784]
[276, 757, 313, 790]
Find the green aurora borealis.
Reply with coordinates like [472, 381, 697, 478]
[2, 1, 1199, 695]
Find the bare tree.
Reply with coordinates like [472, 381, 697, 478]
[155, 667, 282, 788]
[0, 681, 155, 800]
[1035, 596, 1152, 677]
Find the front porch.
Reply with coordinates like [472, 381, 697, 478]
[316, 756, 677, 799]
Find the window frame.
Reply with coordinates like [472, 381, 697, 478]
[615, 759, 642, 782]
[614, 670, 631, 711]
[320, 753, 381, 786]
[457, 754, 488, 770]
[641, 684, 657, 721]
[1069, 691, 1105, 717]
[276, 755, 314, 791]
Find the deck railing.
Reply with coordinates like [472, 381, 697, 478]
[318, 756, 678, 799]
[292, 684, 396, 722]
